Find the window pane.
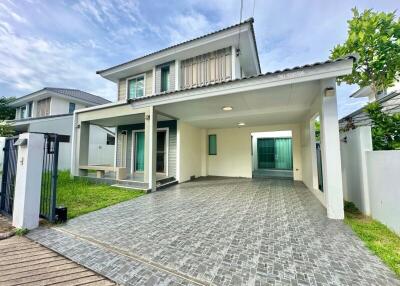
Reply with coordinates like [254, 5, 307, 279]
[161, 66, 170, 92]
[129, 79, 136, 99]
[136, 77, 144, 97]
[208, 134, 217, 155]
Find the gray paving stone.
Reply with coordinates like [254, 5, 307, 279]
[28, 178, 400, 286]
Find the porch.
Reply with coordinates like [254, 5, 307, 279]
[71, 58, 352, 218]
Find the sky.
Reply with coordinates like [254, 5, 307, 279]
[0, 0, 398, 118]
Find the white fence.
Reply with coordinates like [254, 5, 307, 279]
[341, 126, 400, 235]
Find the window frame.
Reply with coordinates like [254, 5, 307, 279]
[20, 105, 27, 119]
[161, 65, 170, 92]
[126, 73, 146, 100]
[208, 134, 217, 155]
[69, 102, 76, 114]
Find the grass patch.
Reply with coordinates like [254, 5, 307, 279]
[344, 201, 400, 277]
[15, 228, 29, 236]
[57, 171, 144, 219]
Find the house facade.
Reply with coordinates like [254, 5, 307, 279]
[9, 88, 114, 169]
[71, 18, 354, 219]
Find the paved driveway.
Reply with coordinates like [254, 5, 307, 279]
[28, 178, 399, 286]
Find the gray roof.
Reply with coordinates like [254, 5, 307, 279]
[44, 88, 110, 105]
[97, 18, 260, 75]
[14, 87, 110, 106]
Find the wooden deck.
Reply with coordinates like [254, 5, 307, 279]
[0, 236, 115, 286]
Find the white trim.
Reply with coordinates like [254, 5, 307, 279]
[152, 67, 156, 95]
[131, 127, 169, 176]
[126, 73, 146, 100]
[175, 60, 180, 91]
[114, 127, 118, 168]
[120, 130, 128, 168]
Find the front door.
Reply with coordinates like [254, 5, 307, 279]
[133, 130, 167, 173]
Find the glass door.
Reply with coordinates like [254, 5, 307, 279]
[134, 131, 145, 172]
[257, 138, 275, 169]
[257, 138, 293, 170]
[156, 131, 166, 173]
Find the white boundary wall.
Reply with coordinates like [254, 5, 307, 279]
[366, 151, 400, 235]
[341, 126, 400, 235]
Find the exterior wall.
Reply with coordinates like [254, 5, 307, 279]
[340, 127, 372, 214]
[50, 96, 86, 115]
[177, 121, 204, 182]
[117, 70, 153, 101]
[366, 151, 400, 235]
[206, 124, 302, 180]
[116, 120, 177, 176]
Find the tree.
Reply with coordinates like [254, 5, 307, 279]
[0, 97, 16, 120]
[364, 102, 400, 150]
[331, 8, 400, 96]
[0, 121, 15, 137]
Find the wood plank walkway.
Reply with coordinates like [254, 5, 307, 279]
[0, 236, 116, 286]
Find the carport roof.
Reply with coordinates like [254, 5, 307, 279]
[128, 56, 355, 103]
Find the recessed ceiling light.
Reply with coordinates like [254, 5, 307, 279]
[222, 106, 233, 111]
[238, 122, 246, 126]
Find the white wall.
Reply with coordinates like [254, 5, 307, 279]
[0, 137, 5, 174]
[340, 127, 372, 214]
[341, 127, 400, 235]
[366, 151, 400, 235]
[206, 124, 302, 180]
[50, 97, 86, 116]
[177, 121, 204, 182]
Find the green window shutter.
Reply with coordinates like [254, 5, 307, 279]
[208, 134, 217, 155]
[161, 66, 170, 92]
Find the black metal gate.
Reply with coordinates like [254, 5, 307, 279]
[40, 134, 60, 222]
[0, 137, 18, 216]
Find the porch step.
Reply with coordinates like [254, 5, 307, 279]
[156, 179, 178, 190]
[112, 180, 148, 190]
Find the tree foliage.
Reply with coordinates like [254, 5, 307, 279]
[0, 121, 15, 137]
[331, 8, 400, 95]
[364, 102, 400, 150]
[0, 97, 16, 120]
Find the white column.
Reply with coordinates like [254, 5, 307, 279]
[320, 78, 344, 219]
[144, 107, 157, 191]
[12, 133, 44, 230]
[175, 60, 180, 91]
[75, 121, 90, 176]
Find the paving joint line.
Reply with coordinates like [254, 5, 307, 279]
[51, 227, 212, 286]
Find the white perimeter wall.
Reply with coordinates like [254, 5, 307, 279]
[366, 151, 400, 235]
[341, 126, 400, 235]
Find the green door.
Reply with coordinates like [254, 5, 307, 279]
[274, 138, 293, 170]
[257, 138, 293, 170]
[135, 132, 145, 172]
[257, 138, 275, 169]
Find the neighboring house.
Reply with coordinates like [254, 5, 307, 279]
[71, 18, 354, 219]
[339, 85, 400, 130]
[9, 88, 114, 169]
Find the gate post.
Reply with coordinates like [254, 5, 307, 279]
[12, 133, 44, 230]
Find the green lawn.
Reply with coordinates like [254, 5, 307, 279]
[344, 201, 400, 277]
[56, 171, 144, 219]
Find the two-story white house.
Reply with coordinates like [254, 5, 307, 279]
[10, 87, 114, 169]
[71, 18, 354, 219]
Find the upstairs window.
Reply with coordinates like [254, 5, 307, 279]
[27, 102, 33, 117]
[20, 106, 27, 119]
[37, 97, 51, 117]
[161, 66, 170, 92]
[128, 75, 144, 99]
[69, 102, 76, 113]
